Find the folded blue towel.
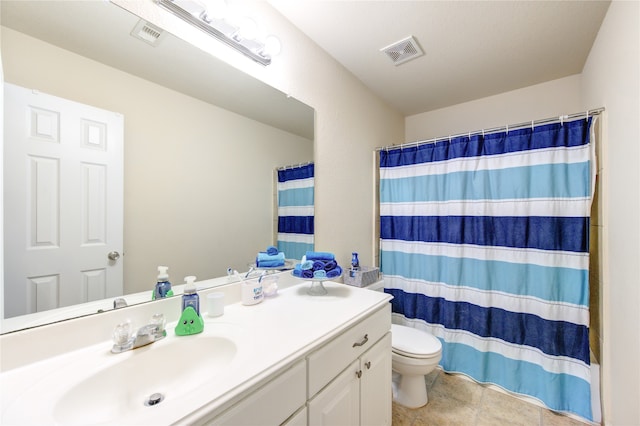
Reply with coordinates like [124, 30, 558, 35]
[313, 270, 327, 279]
[293, 265, 314, 279]
[323, 260, 337, 271]
[326, 265, 343, 278]
[258, 259, 285, 268]
[305, 251, 335, 261]
[256, 252, 285, 267]
[312, 260, 326, 271]
[301, 260, 314, 270]
[266, 245, 279, 256]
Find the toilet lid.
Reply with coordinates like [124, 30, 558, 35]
[391, 324, 442, 357]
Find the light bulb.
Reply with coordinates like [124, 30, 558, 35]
[263, 35, 282, 57]
[237, 17, 258, 40]
[202, 0, 226, 21]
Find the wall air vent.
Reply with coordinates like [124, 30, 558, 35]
[380, 36, 424, 66]
[131, 19, 165, 47]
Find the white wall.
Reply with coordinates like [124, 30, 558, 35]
[581, 1, 640, 424]
[405, 74, 583, 141]
[1, 27, 313, 293]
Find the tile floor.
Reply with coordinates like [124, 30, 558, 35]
[391, 369, 592, 426]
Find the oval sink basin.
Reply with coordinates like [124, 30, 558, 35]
[53, 335, 237, 425]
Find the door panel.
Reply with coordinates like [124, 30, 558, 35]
[4, 83, 124, 317]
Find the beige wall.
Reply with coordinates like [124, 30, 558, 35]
[581, 1, 640, 425]
[1, 27, 313, 293]
[405, 74, 583, 141]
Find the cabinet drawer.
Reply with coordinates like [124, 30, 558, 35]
[307, 304, 390, 397]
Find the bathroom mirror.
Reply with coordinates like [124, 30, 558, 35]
[1, 0, 314, 333]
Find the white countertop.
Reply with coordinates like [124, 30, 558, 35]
[0, 277, 391, 425]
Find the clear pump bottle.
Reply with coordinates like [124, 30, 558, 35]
[181, 276, 200, 315]
[154, 266, 172, 299]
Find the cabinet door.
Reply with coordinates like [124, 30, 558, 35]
[360, 333, 392, 426]
[308, 359, 360, 426]
[206, 360, 306, 425]
[283, 407, 307, 426]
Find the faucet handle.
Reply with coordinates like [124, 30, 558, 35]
[113, 320, 132, 346]
[150, 313, 166, 335]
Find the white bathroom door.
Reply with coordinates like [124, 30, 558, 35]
[3, 83, 124, 318]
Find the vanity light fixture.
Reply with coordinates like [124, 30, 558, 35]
[156, 0, 280, 66]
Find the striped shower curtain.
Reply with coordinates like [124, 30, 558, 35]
[379, 118, 595, 420]
[277, 163, 314, 260]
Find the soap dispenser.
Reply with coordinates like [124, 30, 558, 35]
[181, 276, 200, 315]
[153, 266, 174, 300]
[175, 276, 204, 336]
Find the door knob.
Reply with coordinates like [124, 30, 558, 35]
[108, 251, 121, 261]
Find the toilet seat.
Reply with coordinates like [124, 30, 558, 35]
[391, 324, 442, 359]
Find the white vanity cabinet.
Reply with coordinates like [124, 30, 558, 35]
[307, 305, 392, 426]
[203, 303, 391, 426]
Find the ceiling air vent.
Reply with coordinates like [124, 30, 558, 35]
[380, 36, 424, 66]
[130, 19, 165, 47]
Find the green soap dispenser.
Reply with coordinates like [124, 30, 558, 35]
[175, 306, 204, 336]
[175, 276, 203, 336]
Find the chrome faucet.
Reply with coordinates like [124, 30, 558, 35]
[111, 314, 166, 353]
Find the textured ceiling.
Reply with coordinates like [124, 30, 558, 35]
[269, 0, 611, 116]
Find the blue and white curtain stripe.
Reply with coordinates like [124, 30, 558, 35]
[379, 117, 595, 420]
[277, 163, 314, 260]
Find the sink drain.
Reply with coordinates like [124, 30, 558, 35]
[144, 392, 165, 407]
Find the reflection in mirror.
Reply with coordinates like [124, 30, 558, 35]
[1, 1, 314, 333]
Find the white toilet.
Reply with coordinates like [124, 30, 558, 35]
[363, 280, 442, 408]
[390, 323, 442, 408]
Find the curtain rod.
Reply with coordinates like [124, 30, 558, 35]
[376, 107, 605, 152]
[276, 161, 314, 171]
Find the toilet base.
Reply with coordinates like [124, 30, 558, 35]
[392, 373, 428, 409]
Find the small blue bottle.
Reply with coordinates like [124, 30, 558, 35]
[350, 252, 360, 278]
[181, 276, 200, 315]
[351, 252, 360, 270]
[154, 266, 172, 299]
